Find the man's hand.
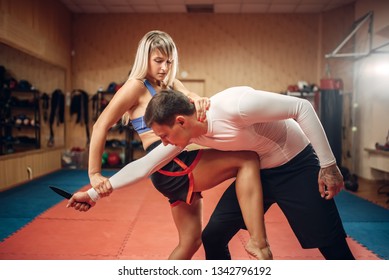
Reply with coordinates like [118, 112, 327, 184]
[189, 96, 210, 122]
[318, 164, 344, 199]
[66, 191, 96, 212]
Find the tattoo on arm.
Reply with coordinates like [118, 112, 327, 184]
[320, 165, 343, 187]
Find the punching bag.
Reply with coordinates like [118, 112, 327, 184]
[320, 79, 343, 167]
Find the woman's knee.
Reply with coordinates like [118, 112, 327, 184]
[180, 234, 202, 255]
[235, 151, 260, 172]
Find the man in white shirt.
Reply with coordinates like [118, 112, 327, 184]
[69, 86, 354, 260]
[142, 87, 354, 260]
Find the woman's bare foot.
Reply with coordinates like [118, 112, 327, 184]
[245, 238, 273, 260]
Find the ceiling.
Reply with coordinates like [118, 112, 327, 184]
[60, 0, 356, 14]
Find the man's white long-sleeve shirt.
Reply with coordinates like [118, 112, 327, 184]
[109, 86, 335, 190]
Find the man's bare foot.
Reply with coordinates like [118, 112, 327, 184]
[245, 238, 273, 260]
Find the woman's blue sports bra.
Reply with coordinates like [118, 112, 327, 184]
[130, 80, 157, 134]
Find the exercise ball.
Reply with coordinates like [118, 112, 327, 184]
[107, 152, 121, 166]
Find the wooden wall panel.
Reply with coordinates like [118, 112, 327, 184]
[0, 1, 363, 187]
[0, 0, 72, 189]
[1, 0, 72, 152]
[181, 80, 205, 97]
[0, 0, 72, 151]
[69, 13, 318, 149]
[69, 10, 356, 151]
[71, 13, 321, 95]
[0, 148, 62, 191]
[0, 43, 66, 95]
[0, 0, 72, 69]
[320, 3, 355, 90]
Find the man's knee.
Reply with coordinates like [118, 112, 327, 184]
[202, 221, 232, 249]
[202, 222, 220, 241]
[202, 224, 231, 260]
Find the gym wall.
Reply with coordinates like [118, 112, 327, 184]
[0, 0, 355, 188]
[0, 0, 72, 189]
[68, 6, 355, 151]
[72, 13, 322, 95]
[2, 0, 387, 188]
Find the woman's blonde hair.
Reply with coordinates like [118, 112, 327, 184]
[129, 30, 178, 87]
[123, 30, 179, 125]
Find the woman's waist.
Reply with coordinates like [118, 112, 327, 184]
[138, 131, 161, 150]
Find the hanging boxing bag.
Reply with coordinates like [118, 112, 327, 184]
[320, 79, 343, 167]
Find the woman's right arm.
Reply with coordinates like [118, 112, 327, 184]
[88, 79, 144, 187]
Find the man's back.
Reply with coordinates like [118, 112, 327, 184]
[191, 86, 318, 169]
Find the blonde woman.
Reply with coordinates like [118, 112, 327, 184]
[69, 31, 272, 260]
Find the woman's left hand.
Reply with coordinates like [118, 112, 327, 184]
[190, 96, 210, 122]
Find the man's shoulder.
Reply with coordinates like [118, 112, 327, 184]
[212, 86, 253, 99]
[211, 86, 253, 108]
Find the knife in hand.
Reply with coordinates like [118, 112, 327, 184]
[49, 186, 91, 208]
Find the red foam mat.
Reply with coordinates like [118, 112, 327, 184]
[0, 178, 380, 260]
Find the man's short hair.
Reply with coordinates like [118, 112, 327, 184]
[145, 89, 195, 127]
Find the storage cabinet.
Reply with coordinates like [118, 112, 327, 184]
[0, 89, 41, 155]
[96, 90, 134, 167]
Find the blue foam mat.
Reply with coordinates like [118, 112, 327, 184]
[335, 191, 389, 259]
[0, 169, 116, 241]
[335, 191, 389, 222]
